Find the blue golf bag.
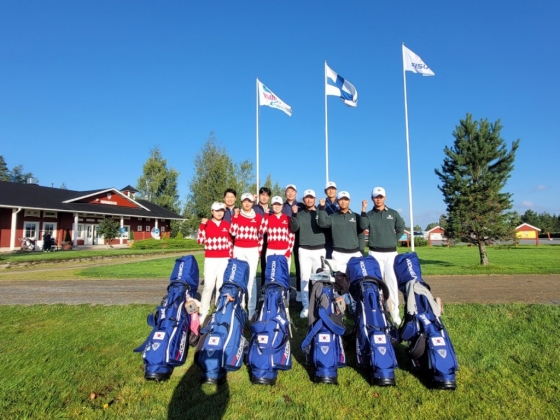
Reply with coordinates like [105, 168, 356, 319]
[394, 252, 458, 390]
[347, 256, 399, 386]
[134, 255, 200, 380]
[247, 255, 292, 385]
[301, 260, 347, 384]
[195, 258, 249, 384]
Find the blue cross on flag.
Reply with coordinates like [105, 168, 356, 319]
[325, 63, 358, 107]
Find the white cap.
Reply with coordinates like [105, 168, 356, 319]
[372, 187, 386, 197]
[285, 184, 297, 192]
[325, 181, 337, 190]
[271, 196, 283, 205]
[211, 202, 226, 211]
[337, 191, 350, 200]
[303, 189, 316, 198]
[240, 192, 254, 202]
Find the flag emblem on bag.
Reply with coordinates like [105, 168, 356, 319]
[258, 335, 269, 344]
[431, 337, 446, 346]
[154, 332, 166, 340]
[208, 336, 221, 346]
[374, 335, 387, 344]
[319, 334, 331, 342]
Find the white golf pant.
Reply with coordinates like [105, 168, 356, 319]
[298, 247, 326, 309]
[200, 257, 229, 322]
[233, 246, 259, 318]
[369, 250, 400, 322]
[331, 250, 363, 274]
[265, 249, 291, 276]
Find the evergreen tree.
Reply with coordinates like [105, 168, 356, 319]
[184, 134, 254, 234]
[136, 147, 181, 235]
[0, 156, 9, 181]
[435, 114, 520, 265]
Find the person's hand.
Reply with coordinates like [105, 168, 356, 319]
[234, 208, 240, 217]
[319, 198, 325, 207]
[292, 205, 298, 214]
[253, 194, 258, 202]
[362, 200, 368, 212]
[200, 218, 208, 224]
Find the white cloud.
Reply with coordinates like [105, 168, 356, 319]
[536, 185, 546, 191]
[522, 201, 533, 208]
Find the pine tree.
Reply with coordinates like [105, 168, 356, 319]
[0, 156, 9, 181]
[435, 114, 520, 265]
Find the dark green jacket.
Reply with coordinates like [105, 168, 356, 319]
[359, 206, 405, 251]
[290, 208, 326, 248]
[317, 208, 363, 253]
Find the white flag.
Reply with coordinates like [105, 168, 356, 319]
[325, 63, 358, 107]
[403, 45, 435, 76]
[257, 80, 292, 116]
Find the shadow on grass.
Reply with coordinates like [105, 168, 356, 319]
[168, 362, 230, 420]
[417, 259, 455, 267]
[394, 344, 434, 389]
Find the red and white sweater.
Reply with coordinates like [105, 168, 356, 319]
[230, 211, 265, 252]
[197, 220, 233, 258]
[264, 213, 295, 257]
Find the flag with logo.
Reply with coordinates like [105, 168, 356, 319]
[257, 79, 292, 116]
[402, 45, 435, 76]
[325, 63, 358, 107]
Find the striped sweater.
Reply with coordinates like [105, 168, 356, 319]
[197, 220, 233, 258]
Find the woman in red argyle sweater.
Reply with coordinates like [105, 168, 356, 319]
[230, 192, 266, 319]
[264, 196, 295, 269]
[197, 201, 232, 323]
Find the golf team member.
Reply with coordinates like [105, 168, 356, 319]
[360, 186, 405, 325]
[317, 191, 364, 273]
[323, 181, 339, 258]
[255, 187, 273, 286]
[282, 184, 303, 301]
[197, 202, 233, 324]
[230, 192, 266, 319]
[223, 188, 237, 223]
[290, 189, 326, 318]
[263, 195, 295, 270]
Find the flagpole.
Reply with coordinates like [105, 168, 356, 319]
[324, 60, 329, 184]
[256, 77, 260, 197]
[402, 43, 415, 252]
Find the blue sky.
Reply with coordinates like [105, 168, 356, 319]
[1, 1, 558, 229]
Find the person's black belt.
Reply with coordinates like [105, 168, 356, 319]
[333, 247, 360, 254]
[370, 247, 397, 253]
[300, 244, 325, 250]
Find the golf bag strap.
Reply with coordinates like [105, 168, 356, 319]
[406, 281, 441, 318]
[318, 307, 345, 336]
[301, 320, 324, 350]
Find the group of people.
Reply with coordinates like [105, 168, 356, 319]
[196, 182, 405, 325]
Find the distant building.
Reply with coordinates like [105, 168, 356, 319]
[0, 181, 185, 251]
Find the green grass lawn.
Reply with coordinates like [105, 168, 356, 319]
[0, 304, 558, 419]
[74, 245, 560, 279]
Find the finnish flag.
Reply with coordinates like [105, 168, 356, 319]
[325, 63, 358, 107]
[402, 45, 435, 76]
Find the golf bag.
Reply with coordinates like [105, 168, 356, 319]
[195, 258, 249, 384]
[347, 256, 398, 386]
[134, 255, 200, 380]
[301, 259, 348, 384]
[394, 252, 458, 390]
[247, 255, 292, 385]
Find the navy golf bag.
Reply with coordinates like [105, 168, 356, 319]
[134, 255, 199, 380]
[195, 258, 249, 384]
[247, 255, 292, 385]
[301, 260, 348, 384]
[394, 252, 458, 390]
[347, 256, 399, 386]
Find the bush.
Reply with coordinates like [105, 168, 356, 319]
[175, 231, 184, 239]
[414, 237, 428, 247]
[130, 238, 202, 250]
[129, 230, 134, 241]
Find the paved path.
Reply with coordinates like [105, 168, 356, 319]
[0, 275, 558, 305]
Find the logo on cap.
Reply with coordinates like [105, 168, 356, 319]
[372, 187, 386, 197]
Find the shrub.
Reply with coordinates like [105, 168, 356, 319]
[130, 238, 202, 250]
[129, 230, 134, 241]
[176, 231, 184, 239]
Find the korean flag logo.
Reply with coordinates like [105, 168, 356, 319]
[153, 332, 166, 340]
[208, 336, 221, 346]
[374, 334, 387, 344]
[431, 337, 446, 346]
[319, 334, 331, 342]
[258, 335, 269, 344]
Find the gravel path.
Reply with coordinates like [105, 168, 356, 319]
[0, 275, 558, 305]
